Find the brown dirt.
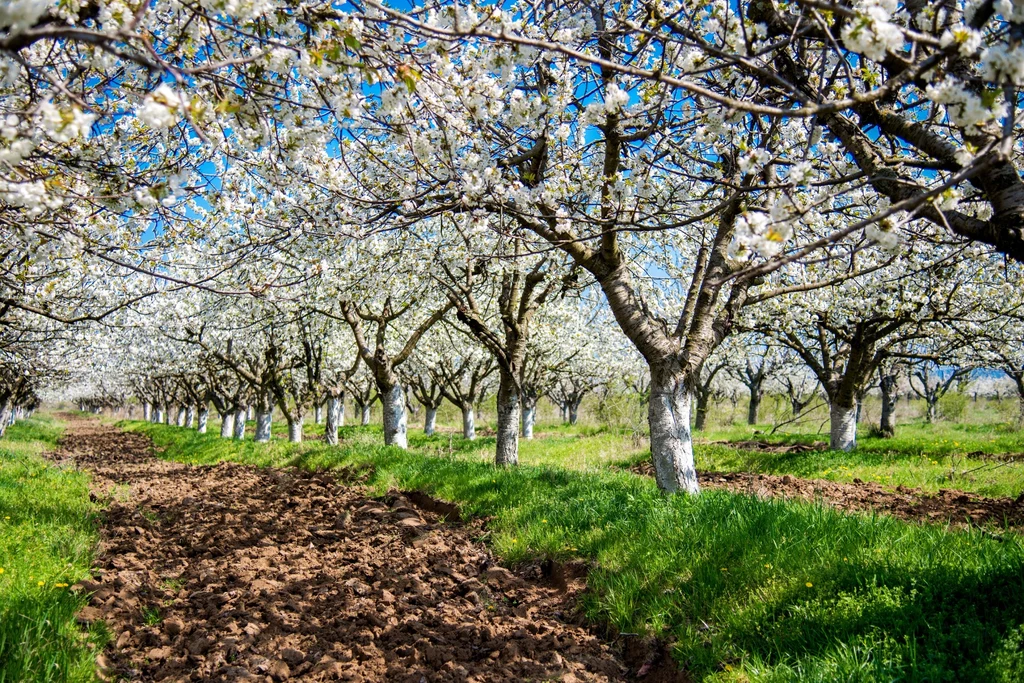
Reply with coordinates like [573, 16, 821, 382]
[706, 439, 827, 454]
[630, 461, 1024, 530]
[49, 417, 679, 682]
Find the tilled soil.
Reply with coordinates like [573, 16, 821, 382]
[50, 418, 661, 682]
[631, 462, 1024, 530]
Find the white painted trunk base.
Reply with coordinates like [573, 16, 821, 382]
[648, 370, 700, 494]
[233, 409, 247, 440]
[424, 407, 437, 436]
[521, 403, 536, 440]
[382, 385, 408, 449]
[220, 412, 234, 438]
[185, 406, 195, 429]
[495, 373, 520, 466]
[360, 404, 371, 426]
[462, 406, 476, 440]
[254, 411, 273, 443]
[830, 404, 857, 451]
[197, 408, 209, 434]
[325, 398, 341, 446]
[288, 418, 303, 443]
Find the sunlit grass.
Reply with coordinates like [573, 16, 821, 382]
[0, 416, 107, 683]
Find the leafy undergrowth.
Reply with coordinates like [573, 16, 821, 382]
[124, 419, 1024, 682]
[0, 417, 107, 682]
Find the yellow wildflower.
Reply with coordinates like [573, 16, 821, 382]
[805, 582, 813, 588]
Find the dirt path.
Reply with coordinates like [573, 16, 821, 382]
[51, 418, 663, 682]
[630, 462, 1024, 530]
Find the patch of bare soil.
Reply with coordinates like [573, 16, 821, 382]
[49, 418, 676, 682]
[706, 439, 827, 454]
[630, 461, 1024, 530]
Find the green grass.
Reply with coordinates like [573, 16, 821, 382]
[0, 416, 107, 683]
[125, 419, 1024, 682]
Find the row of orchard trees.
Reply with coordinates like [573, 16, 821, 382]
[7, 0, 1024, 494]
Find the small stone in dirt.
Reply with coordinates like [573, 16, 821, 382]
[381, 590, 395, 604]
[483, 566, 518, 586]
[146, 646, 172, 660]
[782, 475, 794, 485]
[280, 647, 305, 664]
[76, 606, 104, 624]
[269, 660, 291, 680]
[164, 617, 184, 636]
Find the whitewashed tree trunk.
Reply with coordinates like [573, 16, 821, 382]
[142, 402, 152, 421]
[648, 366, 700, 495]
[337, 396, 346, 427]
[560, 403, 569, 423]
[287, 417, 303, 443]
[569, 401, 580, 426]
[462, 406, 476, 440]
[197, 406, 209, 434]
[382, 384, 408, 448]
[521, 402, 536, 439]
[830, 404, 858, 451]
[234, 408, 247, 440]
[254, 411, 273, 443]
[185, 405, 195, 428]
[325, 397, 341, 446]
[247, 406, 254, 421]
[495, 371, 520, 466]
[153, 405, 165, 424]
[360, 404, 371, 426]
[174, 406, 185, 427]
[220, 412, 235, 438]
[315, 403, 323, 424]
[0, 403, 10, 438]
[424, 406, 438, 435]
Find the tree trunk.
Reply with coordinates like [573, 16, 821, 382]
[926, 400, 938, 423]
[694, 391, 709, 431]
[287, 417, 303, 443]
[185, 405, 195, 429]
[248, 406, 255, 420]
[569, 400, 580, 426]
[462, 405, 476, 440]
[856, 397, 864, 424]
[153, 405, 164, 424]
[360, 403, 371, 426]
[560, 403, 569, 423]
[254, 411, 273, 442]
[315, 403, 323, 424]
[521, 399, 536, 439]
[325, 397, 341, 446]
[142, 402, 152, 421]
[747, 392, 761, 426]
[791, 397, 803, 417]
[424, 406, 438, 436]
[220, 412, 235, 438]
[234, 408, 248, 440]
[0, 403, 10, 439]
[495, 370, 520, 466]
[648, 364, 700, 495]
[337, 396, 346, 427]
[879, 375, 897, 438]
[829, 403, 857, 451]
[382, 384, 408, 448]
[197, 406, 209, 434]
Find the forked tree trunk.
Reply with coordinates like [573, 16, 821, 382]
[220, 412, 234, 438]
[254, 411, 272, 443]
[830, 403, 857, 451]
[521, 399, 536, 439]
[495, 369, 520, 466]
[287, 417, 303, 443]
[382, 384, 408, 448]
[648, 364, 700, 495]
[462, 405, 476, 440]
[233, 408, 247, 440]
[424, 406, 438, 436]
[197, 406, 209, 434]
[325, 397, 341, 446]
[879, 375, 897, 438]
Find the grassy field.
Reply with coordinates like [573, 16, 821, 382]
[126, 418, 1024, 682]
[0, 416, 106, 683]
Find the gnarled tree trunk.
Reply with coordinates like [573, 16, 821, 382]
[254, 410, 273, 443]
[829, 403, 857, 451]
[287, 417, 303, 443]
[382, 384, 408, 448]
[234, 408, 248, 440]
[325, 397, 342, 446]
[521, 397, 536, 439]
[495, 369, 520, 466]
[220, 411, 235, 438]
[197, 406, 209, 434]
[462, 405, 476, 440]
[423, 406, 437, 436]
[879, 374, 897, 438]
